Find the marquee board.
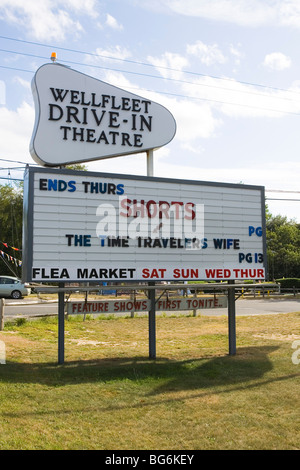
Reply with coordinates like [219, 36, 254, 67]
[22, 166, 267, 283]
[67, 296, 228, 315]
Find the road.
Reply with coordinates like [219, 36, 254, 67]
[4, 299, 58, 318]
[204, 297, 300, 316]
[3, 296, 300, 319]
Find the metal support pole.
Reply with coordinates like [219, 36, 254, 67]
[193, 290, 197, 317]
[147, 149, 155, 358]
[58, 282, 65, 364]
[228, 280, 236, 355]
[147, 149, 154, 177]
[148, 281, 156, 359]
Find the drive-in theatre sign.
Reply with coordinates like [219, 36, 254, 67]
[24, 61, 267, 362]
[25, 62, 266, 283]
[29, 63, 176, 166]
[22, 167, 266, 282]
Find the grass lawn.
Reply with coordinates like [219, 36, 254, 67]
[0, 312, 299, 450]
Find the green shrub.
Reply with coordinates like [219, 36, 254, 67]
[275, 278, 300, 288]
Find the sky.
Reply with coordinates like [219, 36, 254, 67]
[1, 0, 300, 221]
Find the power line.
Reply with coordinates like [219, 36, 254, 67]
[1, 45, 300, 115]
[0, 167, 26, 171]
[266, 189, 300, 193]
[0, 176, 23, 181]
[0, 64, 33, 74]
[3, 35, 300, 112]
[2, 65, 300, 117]
[0, 158, 38, 165]
[1, 34, 300, 97]
[0, 161, 300, 195]
[266, 197, 300, 201]
[0, 169, 299, 197]
[0, 47, 299, 105]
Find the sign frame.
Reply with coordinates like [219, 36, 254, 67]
[22, 166, 267, 284]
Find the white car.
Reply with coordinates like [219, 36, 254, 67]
[0, 276, 31, 299]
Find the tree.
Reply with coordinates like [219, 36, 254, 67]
[0, 183, 23, 276]
[0, 165, 88, 277]
[65, 164, 87, 171]
[266, 210, 300, 279]
[1, 181, 300, 281]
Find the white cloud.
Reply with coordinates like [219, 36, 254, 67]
[279, 0, 300, 28]
[155, 159, 300, 195]
[170, 99, 222, 142]
[142, 0, 276, 26]
[0, 80, 5, 105]
[90, 47, 300, 141]
[13, 77, 31, 91]
[263, 52, 292, 71]
[97, 70, 136, 90]
[178, 73, 300, 119]
[105, 13, 123, 30]
[0, 101, 34, 161]
[142, 90, 223, 146]
[0, 0, 99, 40]
[181, 142, 204, 154]
[147, 52, 189, 80]
[85, 46, 132, 68]
[136, 0, 300, 29]
[62, 0, 98, 18]
[186, 41, 227, 66]
[88, 67, 222, 147]
[229, 44, 244, 65]
[96, 45, 131, 61]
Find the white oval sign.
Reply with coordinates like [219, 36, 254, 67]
[30, 63, 176, 166]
